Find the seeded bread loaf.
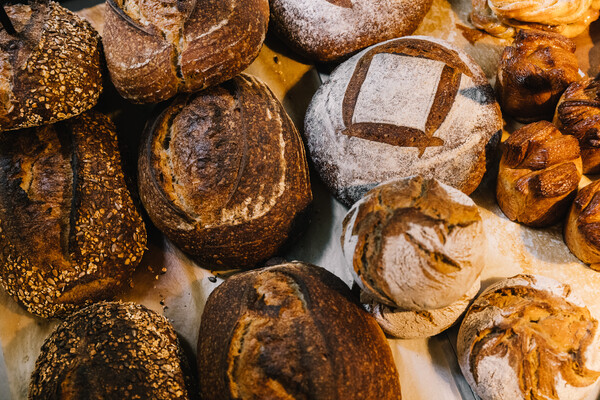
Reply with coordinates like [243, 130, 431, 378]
[0, 110, 146, 318]
[0, 1, 102, 131]
[29, 301, 195, 399]
[138, 74, 311, 270]
[103, 0, 269, 103]
[197, 262, 402, 400]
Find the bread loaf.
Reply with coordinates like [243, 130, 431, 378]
[0, 110, 146, 318]
[138, 74, 311, 270]
[304, 36, 502, 206]
[269, 0, 432, 62]
[197, 262, 402, 400]
[0, 1, 102, 131]
[29, 301, 195, 399]
[103, 0, 269, 103]
[565, 180, 600, 270]
[496, 30, 581, 122]
[458, 274, 600, 400]
[341, 176, 485, 310]
[496, 120, 582, 227]
[554, 77, 600, 174]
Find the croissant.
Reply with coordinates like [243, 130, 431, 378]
[496, 29, 581, 122]
[496, 120, 582, 227]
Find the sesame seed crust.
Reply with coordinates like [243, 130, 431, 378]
[28, 301, 194, 399]
[0, 110, 146, 319]
[0, 1, 102, 132]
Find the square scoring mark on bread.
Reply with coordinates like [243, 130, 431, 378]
[353, 54, 445, 132]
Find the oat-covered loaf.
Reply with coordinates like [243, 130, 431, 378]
[138, 74, 311, 270]
[341, 176, 485, 310]
[0, 110, 146, 319]
[458, 274, 600, 400]
[496, 120, 582, 227]
[197, 262, 402, 400]
[0, 1, 102, 131]
[269, 0, 432, 62]
[304, 36, 502, 206]
[471, 0, 600, 38]
[103, 0, 269, 103]
[565, 180, 600, 270]
[29, 301, 195, 399]
[555, 77, 600, 174]
[496, 30, 581, 123]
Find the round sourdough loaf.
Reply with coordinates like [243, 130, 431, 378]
[0, 111, 146, 319]
[0, 1, 102, 131]
[269, 0, 432, 62]
[304, 36, 502, 207]
[103, 0, 269, 103]
[29, 302, 195, 399]
[341, 177, 486, 311]
[138, 74, 312, 270]
[197, 262, 402, 400]
[458, 274, 600, 400]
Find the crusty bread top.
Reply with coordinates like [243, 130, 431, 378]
[458, 274, 600, 400]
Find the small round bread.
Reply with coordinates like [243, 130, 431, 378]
[496, 30, 581, 123]
[0, 110, 147, 319]
[0, 1, 102, 131]
[269, 0, 432, 62]
[197, 262, 402, 400]
[565, 179, 600, 270]
[103, 0, 269, 103]
[554, 77, 600, 174]
[458, 274, 600, 400]
[365, 278, 480, 339]
[138, 74, 312, 270]
[304, 36, 502, 207]
[471, 0, 600, 38]
[496, 120, 582, 228]
[29, 301, 194, 399]
[341, 176, 486, 311]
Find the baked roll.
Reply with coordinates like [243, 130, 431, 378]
[496, 30, 581, 123]
[304, 36, 502, 206]
[458, 274, 600, 400]
[565, 180, 600, 270]
[554, 77, 600, 174]
[0, 111, 146, 319]
[0, 1, 102, 131]
[269, 0, 432, 62]
[29, 302, 195, 399]
[103, 0, 269, 103]
[138, 74, 311, 270]
[496, 120, 582, 227]
[341, 176, 486, 311]
[197, 262, 402, 400]
[471, 0, 600, 38]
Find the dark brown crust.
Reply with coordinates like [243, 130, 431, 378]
[496, 29, 580, 123]
[29, 302, 194, 399]
[0, 110, 146, 319]
[496, 121, 582, 227]
[565, 180, 600, 265]
[103, 0, 269, 103]
[0, 2, 102, 131]
[138, 74, 311, 269]
[197, 262, 402, 400]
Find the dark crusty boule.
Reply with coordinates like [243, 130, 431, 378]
[0, 110, 146, 319]
[29, 301, 195, 399]
[138, 74, 312, 270]
[0, 1, 102, 131]
[197, 262, 402, 400]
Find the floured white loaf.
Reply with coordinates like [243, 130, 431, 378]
[341, 176, 486, 311]
[458, 274, 600, 400]
[365, 278, 480, 339]
[305, 36, 503, 207]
